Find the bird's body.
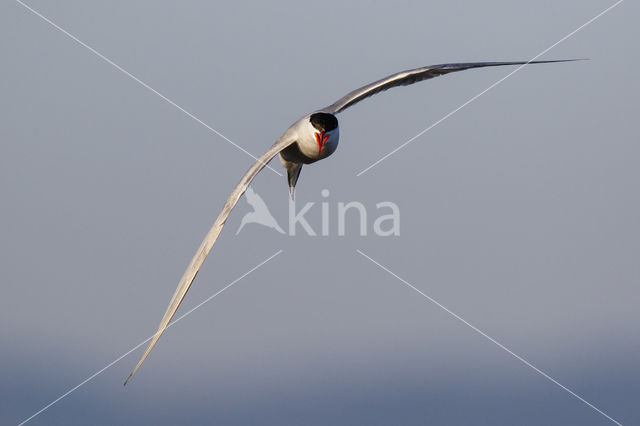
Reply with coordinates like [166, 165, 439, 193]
[282, 112, 340, 163]
[125, 58, 580, 385]
[279, 112, 340, 197]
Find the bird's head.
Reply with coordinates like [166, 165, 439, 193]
[309, 112, 339, 153]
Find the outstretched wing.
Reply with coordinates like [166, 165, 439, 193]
[321, 60, 580, 114]
[125, 132, 296, 385]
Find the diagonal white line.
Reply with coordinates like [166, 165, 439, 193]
[356, 0, 624, 176]
[17, 249, 284, 426]
[14, 0, 283, 176]
[356, 249, 622, 425]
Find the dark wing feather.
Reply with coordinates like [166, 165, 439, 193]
[322, 60, 580, 114]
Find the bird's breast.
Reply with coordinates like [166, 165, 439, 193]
[282, 134, 339, 164]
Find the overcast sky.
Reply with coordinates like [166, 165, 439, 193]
[1, 0, 638, 425]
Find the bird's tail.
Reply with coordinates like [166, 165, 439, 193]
[285, 162, 303, 200]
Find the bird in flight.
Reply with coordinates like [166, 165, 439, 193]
[125, 59, 578, 385]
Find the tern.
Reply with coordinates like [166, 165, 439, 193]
[125, 59, 578, 384]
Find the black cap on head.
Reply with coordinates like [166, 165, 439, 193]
[310, 112, 338, 132]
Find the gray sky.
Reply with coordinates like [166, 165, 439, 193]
[1, 0, 638, 425]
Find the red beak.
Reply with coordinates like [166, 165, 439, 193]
[315, 131, 330, 152]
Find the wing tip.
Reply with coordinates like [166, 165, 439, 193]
[543, 58, 589, 62]
[123, 372, 134, 386]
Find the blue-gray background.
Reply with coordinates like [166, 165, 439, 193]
[1, 0, 638, 425]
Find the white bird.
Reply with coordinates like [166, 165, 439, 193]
[125, 59, 578, 384]
[235, 186, 285, 235]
